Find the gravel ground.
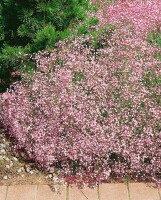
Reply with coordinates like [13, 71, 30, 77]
[0, 127, 64, 190]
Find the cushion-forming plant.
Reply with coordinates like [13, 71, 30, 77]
[0, 0, 161, 187]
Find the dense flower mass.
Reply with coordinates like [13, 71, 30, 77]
[0, 0, 161, 187]
[96, 0, 161, 36]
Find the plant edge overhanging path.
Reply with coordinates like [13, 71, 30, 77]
[0, 0, 161, 187]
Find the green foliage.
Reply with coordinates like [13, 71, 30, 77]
[0, 44, 31, 92]
[139, 102, 145, 109]
[32, 24, 57, 51]
[55, 58, 65, 67]
[154, 54, 161, 61]
[0, 0, 94, 92]
[0, 159, 4, 166]
[142, 69, 161, 88]
[147, 29, 161, 61]
[100, 109, 108, 117]
[123, 100, 132, 109]
[77, 24, 88, 35]
[147, 31, 161, 48]
[79, 23, 116, 54]
[151, 93, 161, 106]
[92, 0, 118, 9]
[72, 72, 85, 83]
[90, 23, 116, 49]
[0, 45, 30, 68]
[74, 17, 99, 36]
[121, 177, 131, 183]
[88, 17, 99, 27]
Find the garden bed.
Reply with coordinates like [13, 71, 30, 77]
[0, 0, 161, 188]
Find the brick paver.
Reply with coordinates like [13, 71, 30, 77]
[36, 185, 66, 200]
[69, 185, 99, 200]
[6, 185, 37, 200]
[129, 183, 160, 200]
[99, 183, 129, 200]
[0, 183, 160, 200]
[159, 188, 161, 200]
[0, 186, 7, 200]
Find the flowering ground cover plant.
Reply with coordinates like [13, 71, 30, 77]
[0, 0, 161, 187]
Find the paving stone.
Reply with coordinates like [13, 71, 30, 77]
[99, 183, 129, 200]
[158, 188, 161, 200]
[36, 185, 66, 200]
[2, 183, 160, 200]
[69, 185, 99, 200]
[129, 183, 160, 200]
[6, 185, 37, 200]
[0, 186, 7, 200]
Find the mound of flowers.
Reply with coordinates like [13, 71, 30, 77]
[0, 0, 161, 187]
[96, 0, 161, 36]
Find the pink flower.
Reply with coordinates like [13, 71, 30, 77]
[11, 71, 20, 77]
[22, 73, 29, 78]
[0, 1, 161, 186]
[2, 92, 12, 100]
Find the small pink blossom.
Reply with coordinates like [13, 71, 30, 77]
[2, 92, 12, 100]
[0, 0, 161, 187]
[11, 71, 20, 77]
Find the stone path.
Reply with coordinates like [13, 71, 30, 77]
[0, 183, 160, 200]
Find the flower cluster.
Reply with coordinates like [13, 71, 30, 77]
[96, 0, 161, 37]
[0, 0, 161, 187]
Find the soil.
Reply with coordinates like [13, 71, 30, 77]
[0, 127, 53, 186]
